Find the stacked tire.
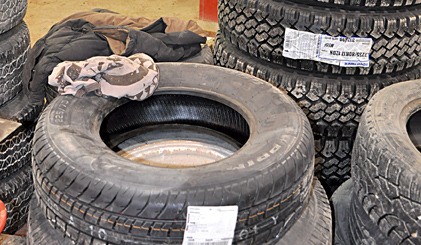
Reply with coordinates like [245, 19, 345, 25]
[28, 63, 331, 244]
[214, 0, 421, 194]
[332, 80, 421, 244]
[0, 0, 34, 234]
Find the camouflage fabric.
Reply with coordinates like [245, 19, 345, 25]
[48, 53, 159, 101]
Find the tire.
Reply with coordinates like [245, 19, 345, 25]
[330, 179, 352, 245]
[180, 45, 214, 65]
[0, 164, 33, 234]
[0, 22, 30, 107]
[349, 193, 392, 245]
[0, 91, 35, 179]
[27, 198, 72, 245]
[289, 0, 421, 7]
[29, 180, 330, 245]
[276, 178, 332, 245]
[0, 90, 36, 234]
[351, 79, 421, 244]
[214, 33, 421, 194]
[332, 179, 390, 245]
[218, 0, 421, 75]
[33, 63, 314, 244]
[0, 0, 27, 34]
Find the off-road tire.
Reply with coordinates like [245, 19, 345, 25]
[214, 33, 421, 194]
[218, 0, 421, 75]
[352, 79, 421, 244]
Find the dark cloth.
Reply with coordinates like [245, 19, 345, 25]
[19, 11, 206, 122]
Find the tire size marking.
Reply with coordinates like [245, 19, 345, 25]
[51, 99, 70, 125]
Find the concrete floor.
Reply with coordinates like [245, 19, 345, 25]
[24, 0, 218, 43]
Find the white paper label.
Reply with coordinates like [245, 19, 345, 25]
[182, 206, 238, 245]
[283, 28, 373, 67]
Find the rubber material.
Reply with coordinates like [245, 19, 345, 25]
[276, 178, 332, 245]
[29, 179, 331, 245]
[0, 91, 35, 179]
[219, 0, 421, 75]
[287, 0, 421, 7]
[214, 33, 421, 194]
[0, 164, 33, 234]
[180, 45, 214, 65]
[330, 179, 352, 245]
[352, 79, 421, 244]
[27, 198, 71, 245]
[0, 0, 27, 34]
[0, 22, 30, 107]
[407, 110, 421, 151]
[33, 63, 314, 244]
[349, 193, 392, 245]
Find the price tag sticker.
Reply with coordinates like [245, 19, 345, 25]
[182, 206, 238, 245]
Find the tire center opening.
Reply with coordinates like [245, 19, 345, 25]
[100, 94, 250, 168]
[407, 110, 421, 152]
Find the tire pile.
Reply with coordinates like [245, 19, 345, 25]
[27, 63, 332, 244]
[0, 0, 34, 234]
[214, 0, 421, 194]
[332, 80, 421, 245]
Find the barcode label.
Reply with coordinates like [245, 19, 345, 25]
[187, 242, 230, 245]
[182, 206, 238, 245]
[283, 28, 372, 67]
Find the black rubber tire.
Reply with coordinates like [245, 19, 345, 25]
[214, 33, 421, 194]
[331, 179, 352, 245]
[408, 109, 421, 151]
[32, 63, 314, 244]
[0, 122, 33, 180]
[0, 164, 33, 234]
[0, 22, 30, 107]
[0, 0, 27, 34]
[349, 193, 392, 245]
[27, 198, 72, 245]
[218, 0, 421, 76]
[180, 45, 214, 65]
[351, 79, 421, 244]
[28, 179, 331, 245]
[276, 178, 332, 245]
[0, 91, 35, 179]
[286, 0, 421, 8]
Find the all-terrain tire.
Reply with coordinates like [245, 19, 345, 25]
[218, 0, 421, 75]
[214, 33, 421, 194]
[287, 0, 421, 8]
[351, 79, 421, 244]
[0, 22, 30, 107]
[0, 164, 33, 234]
[348, 193, 392, 245]
[32, 63, 314, 244]
[0, 0, 27, 34]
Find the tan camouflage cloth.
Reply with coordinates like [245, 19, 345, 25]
[48, 53, 159, 101]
